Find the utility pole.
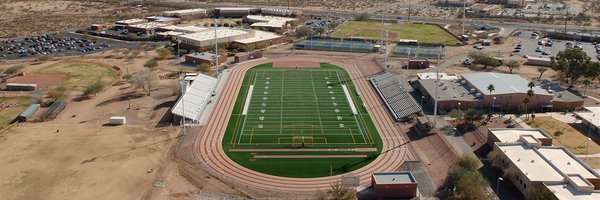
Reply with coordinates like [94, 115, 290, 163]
[433, 47, 441, 129]
[214, 18, 219, 76]
[462, 0, 467, 36]
[564, 5, 569, 33]
[408, 0, 411, 22]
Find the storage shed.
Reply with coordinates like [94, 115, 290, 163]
[371, 172, 418, 199]
[17, 104, 40, 122]
[109, 116, 127, 125]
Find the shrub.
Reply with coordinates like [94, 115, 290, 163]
[3, 65, 24, 74]
[83, 81, 104, 96]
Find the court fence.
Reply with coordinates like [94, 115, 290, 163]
[294, 38, 377, 53]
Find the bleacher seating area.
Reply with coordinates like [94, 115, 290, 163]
[370, 72, 422, 121]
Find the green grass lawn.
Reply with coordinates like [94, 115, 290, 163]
[222, 63, 383, 178]
[0, 97, 32, 129]
[331, 21, 461, 45]
[35, 60, 118, 91]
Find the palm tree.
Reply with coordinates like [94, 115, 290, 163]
[527, 81, 536, 90]
[523, 97, 530, 120]
[525, 82, 536, 119]
[487, 84, 495, 95]
[487, 84, 495, 113]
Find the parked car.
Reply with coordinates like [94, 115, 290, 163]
[542, 51, 551, 55]
[536, 47, 544, 52]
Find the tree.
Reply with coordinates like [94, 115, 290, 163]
[48, 85, 68, 100]
[504, 60, 520, 74]
[464, 108, 484, 123]
[583, 78, 592, 97]
[551, 48, 592, 86]
[449, 109, 465, 125]
[131, 69, 158, 96]
[537, 67, 548, 79]
[574, 13, 591, 25]
[323, 182, 357, 200]
[469, 52, 501, 70]
[3, 65, 24, 74]
[83, 81, 104, 97]
[295, 26, 314, 38]
[144, 59, 158, 70]
[487, 84, 495, 95]
[456, 155, 479, 171]
[196, 63, 212, 73]
[528, 185, 558, 200]
[455, 171, 488, 200]
[156, 48, 172, 60]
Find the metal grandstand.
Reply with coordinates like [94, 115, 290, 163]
[293, 39, 376, 53]
[370, 72, 422, 121]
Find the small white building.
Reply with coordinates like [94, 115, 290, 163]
[575, 106, 600, 137]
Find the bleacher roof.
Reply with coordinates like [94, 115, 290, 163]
[171, 73, 217, 121]
[370, 73, 422, 120]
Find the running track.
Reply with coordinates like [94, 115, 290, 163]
[195, 56, 416, 195]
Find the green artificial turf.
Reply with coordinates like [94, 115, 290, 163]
[222, 63, 383, 178]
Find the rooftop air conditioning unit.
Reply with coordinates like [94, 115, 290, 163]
[442, 86, 447, 90]
[461, 80, 466, 85]
[548, 89, 553, 94]
[475, 93, 482, 97]
[557, 92, 563, 98]
[470, 88, 476, 93]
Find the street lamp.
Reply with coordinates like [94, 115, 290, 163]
[421, 96, 425, 107]
[458, 102, 461, 110]
[496, 177, 503, 196]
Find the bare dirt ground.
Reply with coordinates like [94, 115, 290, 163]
[0, 0, 169, 38]
[0, 46, 248, 200]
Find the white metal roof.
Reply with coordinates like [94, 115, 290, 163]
[116, 18, 146, 24]
[161, 25, 208, 33]
[129, 22, 169, 29]
[462, 72, 550, 95]
[171, 73, 217, 121]
[417, 72, 459, 80]
[247, 15, 296, 28]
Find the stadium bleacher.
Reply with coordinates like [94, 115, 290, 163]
[370, 72, 422, 121]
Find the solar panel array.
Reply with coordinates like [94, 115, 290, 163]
[392, 45, 445, 59]
[294, 39, 376, 53]
[369, 73, 422, 121]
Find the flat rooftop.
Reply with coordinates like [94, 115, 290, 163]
[234, 30, 281, 44]
[498, 143, 564, 182]
[537, 147, 597, 179]
[161, 25, 208, 33]
[575, 106, 600, 128]
[417, 72, 459, 80]
[186, 52, 222, 60]
[178, 27, 250, 42]
[546, 184, 600, 200]
[538, 79, 583, 103]
[116, 18, 146, 24]
[373, 172, 416, 184]
[462, 72, 550, 95]
[418, 79, 477, 101]
[489, 128, 552, 143]
[129, 22, 169, 29]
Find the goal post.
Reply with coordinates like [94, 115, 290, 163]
[292, 136, 314, 147]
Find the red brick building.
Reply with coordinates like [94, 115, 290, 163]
[234, 51, 263, 63]
[185, 52, 227, 66]
[371, 172, 418, 199]
[408, 58, 430, 69]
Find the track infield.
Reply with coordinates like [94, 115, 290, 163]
[222, 63, 383, 178]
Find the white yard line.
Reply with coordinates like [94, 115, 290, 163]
[237, 71, 259, 144]
[280, 70, 284, 135]
[310, 70, 325, 134]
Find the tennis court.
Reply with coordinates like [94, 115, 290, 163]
[230, 68, 375, 147]
[392, 45, 447, 58]
[294, 39, 376, 53]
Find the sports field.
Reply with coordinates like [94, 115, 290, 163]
[222, 63, 382, 178]
[331, 21, 461, 45]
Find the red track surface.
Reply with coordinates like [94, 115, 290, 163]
[195, 57, 416, 194]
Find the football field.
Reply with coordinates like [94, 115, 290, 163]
[222, 63, 382, 178]
[230, 68, 375, 147]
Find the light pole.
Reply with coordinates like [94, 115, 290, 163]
[585, 137, 592, 160]
[496, 177, 503, 196]
[421, 96, 425, 107]
[458, 102, 461, 110]
[492, 97, 496, 115]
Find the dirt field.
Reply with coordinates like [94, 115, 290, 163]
[0, 96, 31, 129]
[0, 0, 169, 38]
[34, 60, 119, 91]
[7, 74, 68, 89]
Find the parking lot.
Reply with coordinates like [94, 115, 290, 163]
[511, 31, 599, 61]
[0, 34, 111, 60]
